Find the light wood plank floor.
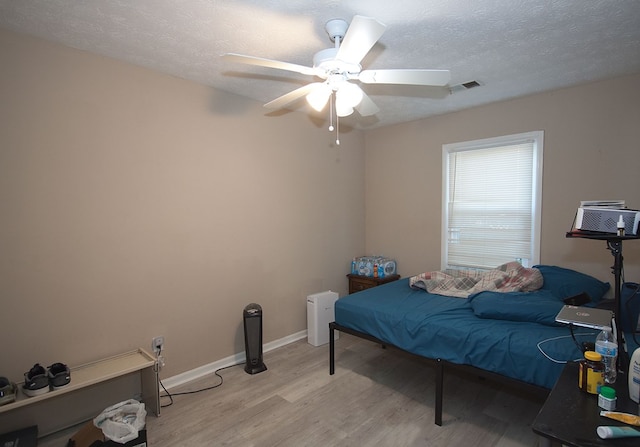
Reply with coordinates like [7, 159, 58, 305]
[40, 333, 548, 446]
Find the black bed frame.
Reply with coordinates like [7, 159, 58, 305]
[329, 321, 550, 426]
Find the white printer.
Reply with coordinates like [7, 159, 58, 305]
[574, 202, 640, 236]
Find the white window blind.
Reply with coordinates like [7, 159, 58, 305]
[442, 132, 543, 270]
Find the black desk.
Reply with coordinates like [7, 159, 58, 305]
[533, 362, 640, 446]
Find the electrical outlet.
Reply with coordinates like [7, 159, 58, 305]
[152, 336, 164, 356]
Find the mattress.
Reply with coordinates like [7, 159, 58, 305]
[335, 277, 602, 389]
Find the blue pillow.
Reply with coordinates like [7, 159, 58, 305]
[469, 290, 564, 326]
[533, 265, 610, 303]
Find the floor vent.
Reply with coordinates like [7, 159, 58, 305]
[449, 80, 482, 93]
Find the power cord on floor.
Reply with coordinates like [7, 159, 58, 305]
[157, 358, 246, 408]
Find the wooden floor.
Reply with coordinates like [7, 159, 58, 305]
[40, 333, 547, 446]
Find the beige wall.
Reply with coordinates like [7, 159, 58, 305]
[364, 74, 640, 283]
[0, 29, 366, 381]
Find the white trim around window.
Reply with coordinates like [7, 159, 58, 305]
[441, 131, 544, 270]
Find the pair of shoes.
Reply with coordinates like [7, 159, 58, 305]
[0, 376, 17, 406]
[22, 362, 71, 397]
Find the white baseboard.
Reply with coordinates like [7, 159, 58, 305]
[161, 330, 308, 390]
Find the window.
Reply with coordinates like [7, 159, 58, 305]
[442, 131, 543, 270]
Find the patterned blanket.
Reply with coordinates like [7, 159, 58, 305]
[409, 261, 543, 298]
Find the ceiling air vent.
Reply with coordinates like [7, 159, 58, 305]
[449, 80, 482, 94]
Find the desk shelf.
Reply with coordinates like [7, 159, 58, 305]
[0, 348, 160, 435]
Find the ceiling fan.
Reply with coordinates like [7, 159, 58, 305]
[222, 15, 450, 140]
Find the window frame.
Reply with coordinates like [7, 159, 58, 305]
[441, 131, 544, 270]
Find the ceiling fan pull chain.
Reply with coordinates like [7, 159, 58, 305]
[335, 100, 341, 146]
[329, 92, 335, 132]
[328, 91, 339, 145]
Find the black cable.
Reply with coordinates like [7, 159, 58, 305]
[156, 353, 246, 408]
[159, 377, 173, 408]
[623, 282, 640, 347]
[569, 323, 586, 353]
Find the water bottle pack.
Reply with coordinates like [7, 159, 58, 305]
[350, 256, 396, 278]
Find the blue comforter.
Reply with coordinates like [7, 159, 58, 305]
[335, 277, 602, 389]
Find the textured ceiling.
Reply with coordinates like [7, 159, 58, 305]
[1, 0, 640, 129]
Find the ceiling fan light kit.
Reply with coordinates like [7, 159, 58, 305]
[335, 82, 363, 114]
[306, 83, 333, 112]
[222, 15, 451, 143]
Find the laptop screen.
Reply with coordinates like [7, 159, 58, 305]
[555, 305, 613, 330]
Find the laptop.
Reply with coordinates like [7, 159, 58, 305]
[555, 305, 613, 330]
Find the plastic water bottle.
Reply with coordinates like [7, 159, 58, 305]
[595, 328, 618, 384]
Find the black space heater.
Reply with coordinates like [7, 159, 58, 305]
[243, 303, 267, 374]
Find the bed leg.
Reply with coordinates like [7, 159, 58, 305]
[435, 359, 443, 426]
[329, 322, 335, 375]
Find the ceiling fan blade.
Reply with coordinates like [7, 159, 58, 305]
[221, 53, 317, 76]
[336, 16, 386, 65]
[264, 83, 325, 110]
[355, 91, 379, 117]
[359, 69, 451, 86]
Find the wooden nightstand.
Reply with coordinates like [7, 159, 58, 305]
[347, 273, 401, 294]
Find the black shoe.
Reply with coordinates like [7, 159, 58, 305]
[47, 362, 71, 390]
[22, 364, 49, 397]
[0, 376, 17, 406]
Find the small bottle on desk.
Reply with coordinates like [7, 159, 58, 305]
[579, 351, 605, 394]
[598, 386, 616, 410]
[617, 215, 625, 236]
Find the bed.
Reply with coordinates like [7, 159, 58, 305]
[328, 264, 615, 426]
